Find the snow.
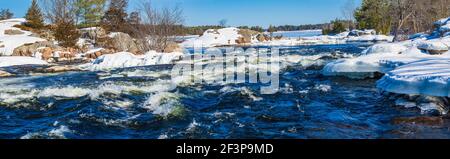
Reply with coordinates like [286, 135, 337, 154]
[363, 43, 408, 54]
[80, 51, 184, 71]
[377, 58, 450, 97]
[181, 27, 242, 47]
[0, 56, 48, 67]
[322, 43, 429, 79]
[0, 18, 46, 56]
[346, 35, 393, 42]
[417, 38, 450, 51]
[271, 29, 322, 38]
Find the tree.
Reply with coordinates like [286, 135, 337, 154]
[41, 0, 80, 47]
[354, 0, 392, 34]
[133, 1, 184, 52]
[128, 11, 141, 26]
[341, 0, 357, 30]
[390, 0, 415, 41]
[25, 0, 45, 29]
[219, 19, 228, 27]
[322, 19, 347, 35]
[74, 0, 107, 27]
[0, 9, 14, 20]
[101, 0, 128, 32]
[54, 20, 80, 47]
[268, 25, 276, 37]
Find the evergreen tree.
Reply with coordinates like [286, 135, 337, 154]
[75, 0, 107, 27]
[25, 0, 45, 29]
[101, 0, 128, 32]
[354, 0, 392, 34]
[127, 11, 141, 26]
[54, 20, 80, 47]
[0, 9, 14, 20]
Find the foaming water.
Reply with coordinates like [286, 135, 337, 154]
[2, 44, 450, 139]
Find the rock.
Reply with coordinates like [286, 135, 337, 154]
[40, 47, 54, 60]
[4, 29, 24, 35]
[163, 42, 182, 53]
[99, 32, 141, 54]
[0, 70, 13, 77]
[392, 116, 444, 126]
[37, 65, 81, 73]
[236, 29, 260, 44]
[256, 34, 270, 42]
[80, 27, 107, 40]
[84, 48, 115, 59]
[13, 41, 60, 57]
[417, 41, 449, 55]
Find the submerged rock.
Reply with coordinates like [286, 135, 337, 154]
[392, 116, 444, 126]
[0, 70, 13, 77]
[36, 65, 81, 73]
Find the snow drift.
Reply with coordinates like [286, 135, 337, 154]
[0, 18, 46, 56]
[181, 27, 242, 47]
[80, 51, 184, 71]
[377, 58, 450, 97]
[0, 56, 48, 67]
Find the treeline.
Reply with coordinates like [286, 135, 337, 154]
[355, 0, 450, 40]
[182, 24, 328, 35]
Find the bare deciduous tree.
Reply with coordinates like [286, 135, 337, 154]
[132, 1, 184, 52]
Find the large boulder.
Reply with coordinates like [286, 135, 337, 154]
[99, 32, 141, 54]
[236, 29, 261, 44]
[80, 27, 107, 40]
[84, 48, 115, 59]
[164, 42, 182, 53]
[12, 41, 61, 57]
[417, 40, 449, 55]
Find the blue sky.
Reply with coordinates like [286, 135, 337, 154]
[1, 0, 361, 27]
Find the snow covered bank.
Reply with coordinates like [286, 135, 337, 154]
[181, 28, 242, 47]
[0, 56, 48, 67]
[0, 18, 46, 56]
[322, 43, 428, 79]
[80, 51, 184, 71]
[252, 30, 392, 46]
[377, 58, 450, 97]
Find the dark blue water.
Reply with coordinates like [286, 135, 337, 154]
[1, 44, 450, 139]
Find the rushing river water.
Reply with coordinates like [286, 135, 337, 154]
[1, 44, 450, 139]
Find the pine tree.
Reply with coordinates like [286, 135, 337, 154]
[0, 9, 14, 20]
[354, 0, 392, 34]
[54, 20, 80, 47]
[25, 0, 44, 29]
[101, 0, 128, 32]
[75, 0, 107, 27]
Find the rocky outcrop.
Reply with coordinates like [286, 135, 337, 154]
[4, 29, 24, 35]
[99, 32, 141, 54]
[13, 41, 61, 57]
[80, 27, 107, 40]
[163, 42, 182, 53]
[12, 41, 79, 62]
[84, 48, 115, 59]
